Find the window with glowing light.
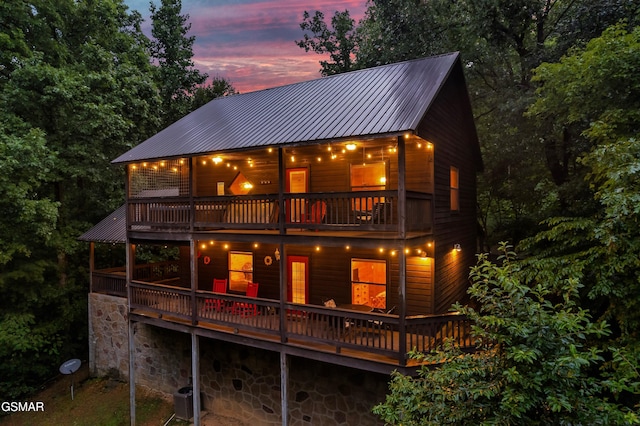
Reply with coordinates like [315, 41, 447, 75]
[351, 259, 386, 308]
[450, 167, 459, 211]
[228, 251, 253, 292]
[350, 162, 386, 210]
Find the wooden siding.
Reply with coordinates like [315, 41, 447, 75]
[163, 242, 437, 313]
[191, 139, 434, 198]
[417, 63, 479, 314]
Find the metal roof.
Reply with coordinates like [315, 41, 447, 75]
[112, 52, 461, 164]
[78, 204, 126, 243]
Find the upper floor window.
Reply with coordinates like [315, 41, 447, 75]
[351, 162, 386, 211]
[350, 162, 386, 191]
[351, 259, 387, 309]
[450, 166, 459, 211]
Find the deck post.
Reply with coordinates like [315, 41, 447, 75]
[127, 242, 136, 425]
[278, 147, 286, 234]
[192, 332, 201, 426]
[128, 320, 136, 426]
[189, 157, 194, 232]
[280, 351, 289, 426]
[398, 245, 407, 366]
[279, 243, 287, 343]
[191, 239, 198, 325]
[397, 135, 407, 238]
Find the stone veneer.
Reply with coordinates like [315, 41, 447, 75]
[89, 293, 389, 424]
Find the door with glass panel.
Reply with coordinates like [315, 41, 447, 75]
[287, 255, 309, 304]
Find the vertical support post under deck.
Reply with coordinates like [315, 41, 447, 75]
[192, 332, 201, 426]
[127, 242, 136, 425]
[280, 352, 289, 426]
[88, 242, 96, 374]
[128, 320, 136, 426]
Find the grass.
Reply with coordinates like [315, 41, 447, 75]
[1, 370, 190, 426]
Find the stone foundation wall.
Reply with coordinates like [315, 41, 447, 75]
[88, 293, 129, 379]
[89, 294, 389, 424]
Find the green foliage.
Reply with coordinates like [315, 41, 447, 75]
[0, 0, 161, 399]
[0, 116, 58, 265]
[373, 244, 633, 425]
[523, 24, 640, 335]
[296, 10, 359, 76]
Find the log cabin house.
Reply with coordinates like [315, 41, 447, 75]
[82, 52, 481, 424]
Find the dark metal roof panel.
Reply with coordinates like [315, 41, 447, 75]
[113, 52, 460, 164]
[78, 205, 126, 243]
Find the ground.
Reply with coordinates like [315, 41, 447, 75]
[0, 364, 242, 426]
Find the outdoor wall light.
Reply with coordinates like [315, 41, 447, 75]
[454, 244, 462, 252]
[346, 143, 357, 151]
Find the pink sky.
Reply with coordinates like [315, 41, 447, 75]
[125, 0, 368, 93]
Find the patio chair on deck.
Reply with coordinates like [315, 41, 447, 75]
[232, 282, 259, 317]
[303, 201, 326, 230]
[205, 278, 228, 311]
[354, 201, 386, 224]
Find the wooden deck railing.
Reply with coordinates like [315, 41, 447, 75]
[91, 262, 180, 297]
[127, 190, 433, 234]
[92, 269, 127, 296]
[129, 282, 473, 365]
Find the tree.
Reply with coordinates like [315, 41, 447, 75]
[190, 77, 237, 111]
[150, 0, 207, 126]
[0, 0, 161, 399]
[373, 244, 632, 425]
[347, 0, 639, 246]
[296, 10, 359, 76]
[521, 26, 640, 409]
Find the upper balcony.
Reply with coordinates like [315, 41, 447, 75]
[126, 137, 435, 239]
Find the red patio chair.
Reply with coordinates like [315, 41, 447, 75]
[205, 278, 228, 311]
[233, 282, 259, 317]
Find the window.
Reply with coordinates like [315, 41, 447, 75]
[350, 162, 386, 191]
[228, 251, 253, 292]
[450, 166, 459, 211]
[351, 259, 386, 308]
[351, 162, 386, 211]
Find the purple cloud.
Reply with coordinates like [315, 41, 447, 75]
[125, 0, 367, 93]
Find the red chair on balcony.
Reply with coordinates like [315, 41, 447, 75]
[302, 201, 326, 230]
[233, 282, 259, 317]
[205, 278, 228, 311]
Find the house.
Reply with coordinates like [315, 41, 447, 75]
[81, 52, 481, 425]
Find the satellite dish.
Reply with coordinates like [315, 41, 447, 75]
[59, 358, 81, 375]
[59, 359, 82, 400]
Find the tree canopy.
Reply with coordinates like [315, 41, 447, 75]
[0, 0, 234, 399]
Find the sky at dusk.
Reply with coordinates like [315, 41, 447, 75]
[124, 0, 368, 93]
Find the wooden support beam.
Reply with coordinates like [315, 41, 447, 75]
[192, 332, 201, 426]
[128, 320, 136, 426]
[280, 352, 289, 426]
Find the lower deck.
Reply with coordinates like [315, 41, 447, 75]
[127, 280, 473, 374]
